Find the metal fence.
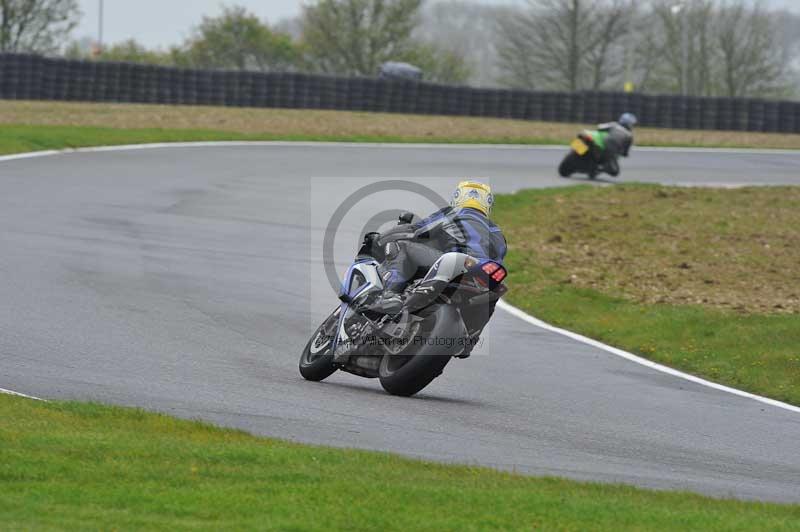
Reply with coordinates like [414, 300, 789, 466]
[1, 53, 799, 133]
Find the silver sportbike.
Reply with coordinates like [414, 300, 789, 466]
[299, 213, 508, 397]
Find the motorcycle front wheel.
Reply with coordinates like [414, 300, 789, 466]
[299, 309, 339, 382]
[558, 151, 580, 177]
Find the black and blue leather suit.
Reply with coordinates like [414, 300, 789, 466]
[379, 206, 507, 293]
[370, 206, 506, 355]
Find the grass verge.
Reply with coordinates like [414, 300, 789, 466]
[1, 393, 798, 530]
[0, 123, 411, 155]
[2, 100, 800, 151]
[494, 185, 800, 406]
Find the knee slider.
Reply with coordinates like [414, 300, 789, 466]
[384, 241, 401, 260]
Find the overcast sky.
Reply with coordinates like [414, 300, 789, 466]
[75, 0, 800, 48]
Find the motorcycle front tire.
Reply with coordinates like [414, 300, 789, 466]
[299, 313, 338, 382]
[558, 152, 580, 177]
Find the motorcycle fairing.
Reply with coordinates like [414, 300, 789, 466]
[469, 259, 507, 290]
[413, 304, 469, 358]
[332, 259, 384, 358]
[421, 252, 473, 283]
[403, 252, 478, 313]
[581, 129, 609, 152]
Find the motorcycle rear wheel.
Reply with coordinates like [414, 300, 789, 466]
[378, 353, 451, 397]
[378, 320, 452, 397]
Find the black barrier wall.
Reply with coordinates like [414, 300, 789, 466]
[1, 53, 799, 133]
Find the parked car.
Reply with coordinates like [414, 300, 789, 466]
[378, 62, 422, 81]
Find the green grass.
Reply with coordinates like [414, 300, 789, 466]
[505, 284, 800, 400]
[494, 185, 800, 406]
[1, 121, 800, 157]
[4, 100, 800, 150]
[2, 394, 798, 530]
[0, 123, 562, 156]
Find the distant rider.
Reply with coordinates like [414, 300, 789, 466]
[596, 112, 637, 177]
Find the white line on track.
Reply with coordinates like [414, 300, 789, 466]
[0, 141, 798, 163]
[0, 149, 62, 162]
[1, 141, 798, 414]
[497, 300, 800, 414]
[0, 387, 44, 401]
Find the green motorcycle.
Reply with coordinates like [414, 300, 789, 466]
[558, 129, 614, 179]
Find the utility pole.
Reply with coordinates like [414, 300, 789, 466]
[681, 3, 688, 96]
[671, 2, 689, 96]
[98, 0, 105, 53]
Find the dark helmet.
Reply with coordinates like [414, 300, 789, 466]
[619, 112, 638, 130]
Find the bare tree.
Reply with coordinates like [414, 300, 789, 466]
[494, 7, 541, 89]
[301, 0, 423, 76]
[0, 0, 80, 54]
[716, 1, 787, 97]
[584, 3, 633, 89]
[779, 11, 800, 98]
[643, 0, 716, 96]
[627, 9, 663, 92]
[496, 0, 634, 91]
[628, 0, 795, 98]
[415, 0, 505, 86]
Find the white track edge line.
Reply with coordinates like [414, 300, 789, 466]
[0, 141, 798, 162]
[0, 387, 44, 401]
[1, 140, 797, 414]
[496, 300, 800, 414]
[0, 149, 62, 162]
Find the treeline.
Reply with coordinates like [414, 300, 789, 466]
[492, 0, 799, 99]
[63, 2, 470, 84]
[1, 0, 798, 98]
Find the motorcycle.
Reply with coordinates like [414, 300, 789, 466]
[299, 213, 508, 397]
[558, 129, 614, 179]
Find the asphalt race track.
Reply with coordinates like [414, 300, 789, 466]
[2, 143, 800, 502]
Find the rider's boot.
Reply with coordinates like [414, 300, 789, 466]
[364, 289, 404, 315]
[456, 330, 483, 359]
[588, 162, 599, 180]
[604, 157, 620, 177]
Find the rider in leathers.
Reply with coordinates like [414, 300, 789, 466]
[596, 112, 637, 177]
[364, 181, 506, 355]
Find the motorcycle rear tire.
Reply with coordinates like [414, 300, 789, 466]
[378, 353, 451, 397]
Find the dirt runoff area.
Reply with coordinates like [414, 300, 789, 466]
[501, 185, 800, 315]
[2, 100, 800, 149]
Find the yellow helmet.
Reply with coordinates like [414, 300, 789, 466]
[450, 180, 494, 216]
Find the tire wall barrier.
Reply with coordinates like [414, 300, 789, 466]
[1, 53, 799, 133]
